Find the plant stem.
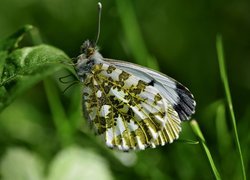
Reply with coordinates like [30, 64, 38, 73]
[216, 35, 246, 180]
[190, 120, 221, 180]
[44, 77, 74, 147]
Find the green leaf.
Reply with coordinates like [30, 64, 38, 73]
[0, 51, 8, 79]
[0, 25, 34, 52]
[0, 44, 73, 112]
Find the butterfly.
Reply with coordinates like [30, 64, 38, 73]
[73, 2, 195, 151]
[74, 40, 196, 151]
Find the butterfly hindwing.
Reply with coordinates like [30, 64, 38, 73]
[82, 62, 182, 151]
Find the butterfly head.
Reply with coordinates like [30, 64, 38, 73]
[75, 40, 103, 81]
[80, 40, 97, 58]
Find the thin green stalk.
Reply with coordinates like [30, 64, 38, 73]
[44, 78, 74, 147]
[190, 120, 221, 180]
[216, 35, 246, 180]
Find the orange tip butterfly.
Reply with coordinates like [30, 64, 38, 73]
[74, 2, 196, 151]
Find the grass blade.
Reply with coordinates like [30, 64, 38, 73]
[44, 78, 74, 147]
[216, 35, 246, 180]
[190, 120, 221, 180]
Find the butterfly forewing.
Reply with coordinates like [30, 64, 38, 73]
[104, 58, 196, 121]
[82, 62, 182, 151]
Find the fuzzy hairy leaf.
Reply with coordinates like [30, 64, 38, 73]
[0, 45, 73, 111]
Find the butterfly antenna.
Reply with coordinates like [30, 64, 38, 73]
[95, 2, 102, 45]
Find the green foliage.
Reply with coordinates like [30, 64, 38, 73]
[190, 120, 221, 180]
[0, 0, 249, 179]
[216, 35, 246, 180]
[0, 27, 73, 111]
[0, 25, 33, 52]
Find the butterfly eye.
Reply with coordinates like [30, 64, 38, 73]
[86, 47, 95, 57]
[80, 40, 96, 58]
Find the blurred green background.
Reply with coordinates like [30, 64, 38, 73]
[0, 0, 250, 179]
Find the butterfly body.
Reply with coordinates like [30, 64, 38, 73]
[75, 40, 195, 151]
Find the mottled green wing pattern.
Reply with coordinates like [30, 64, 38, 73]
[82, 63, 181, 151]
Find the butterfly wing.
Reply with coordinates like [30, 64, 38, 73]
[104, 58, 196, 121]
[83, 62, 182, 151]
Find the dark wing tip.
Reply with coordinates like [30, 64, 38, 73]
[173, 83, 196, 121]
